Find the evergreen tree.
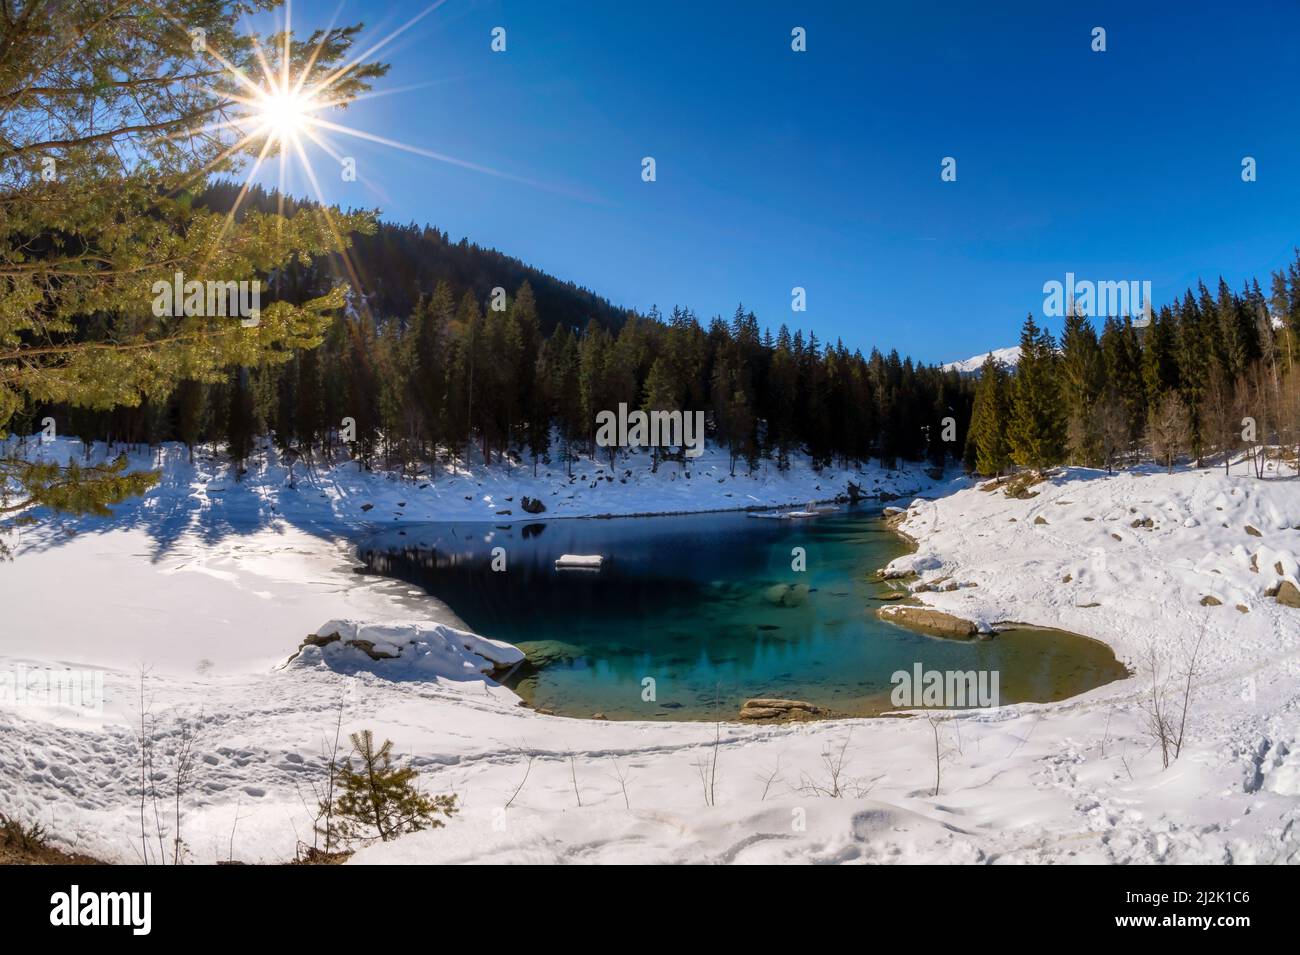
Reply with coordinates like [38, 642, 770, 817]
[1142, 306, 1181, 404]
[967, 354, 1012, 476]
[641, 357, 676, 470]
[413, 283, 454, 470]
[1175, 292, 1211, 464]
[1100, 316, 1146, 443]
[767, 327, 798, 470]
[176, 380, 207, 464]
[545, 327, 583, 476]
[578, 320, 612, 455]
[225, 369, 256, 475]
[1059, 310, 1104, 465]
[322, 730, 456, 845]
[341, 317, 381, 468]
[512, 283, 550, 473]
[1008, 315, 1067, 471]
[295, 349, 325, 459]
[453, 290, 485, 465]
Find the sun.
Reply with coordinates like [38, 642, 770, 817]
[252, 84, 318, 142]
[164, 1, 552, 270]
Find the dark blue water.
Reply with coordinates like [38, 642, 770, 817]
[358, 508, 1126, 720]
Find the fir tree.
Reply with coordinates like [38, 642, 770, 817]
[967, 353, 1012, 476]
[1099, 316, 1145, 443]
[1059, 310, 1104, 466]
[1142, 306, 1180, 403]
[1008, 315, 1067, 471]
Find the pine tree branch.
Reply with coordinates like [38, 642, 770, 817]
[0, 101, 231, 160]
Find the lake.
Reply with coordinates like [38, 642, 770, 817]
[357, 508, 1127, 720]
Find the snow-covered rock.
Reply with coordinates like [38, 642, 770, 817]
[287, 620, 524, 679]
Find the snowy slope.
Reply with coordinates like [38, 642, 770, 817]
[941, 345, 1019, 374]
[2, 438, 1299, 865]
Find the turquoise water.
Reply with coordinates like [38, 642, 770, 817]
[358, 508, 1127, 720]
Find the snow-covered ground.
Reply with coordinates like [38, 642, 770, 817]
[3, 437, 1298, 864]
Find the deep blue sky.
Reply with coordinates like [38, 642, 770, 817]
[247, 0, 1300, 364]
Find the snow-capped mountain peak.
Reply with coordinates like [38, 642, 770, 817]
[941, 345, 1020, 374]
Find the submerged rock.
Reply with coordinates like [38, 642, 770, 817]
[763, 582, 810, 607]
[521, 640, 588, 667]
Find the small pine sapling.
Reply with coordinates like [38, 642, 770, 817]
[325, 730, 456, 844]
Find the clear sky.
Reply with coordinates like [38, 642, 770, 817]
[249, 0, 1300, 364]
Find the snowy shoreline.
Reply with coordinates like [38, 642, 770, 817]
[3, 439, 1299, 864]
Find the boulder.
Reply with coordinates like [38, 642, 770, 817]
[739, 698, 821, 721]
[1199, 595, 1222, 607]
[1245, 525, 1263, 537]
[287, 620, 525, 677]
[1276, 581, 1300, 608]
[521, 496, 546, 514]
[877, 605, 979, 639]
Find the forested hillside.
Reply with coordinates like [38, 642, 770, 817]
[198, 181, 635, 336]
[967, 257, 1300, 477]
[14, 181, 1300, 487]
[19, 187, 976, 478]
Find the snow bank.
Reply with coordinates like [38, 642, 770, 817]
[882, 465, 1300, 668]
[1, 433, 948, 532]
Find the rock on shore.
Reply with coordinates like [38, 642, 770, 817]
[876, 604, 980, 638]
